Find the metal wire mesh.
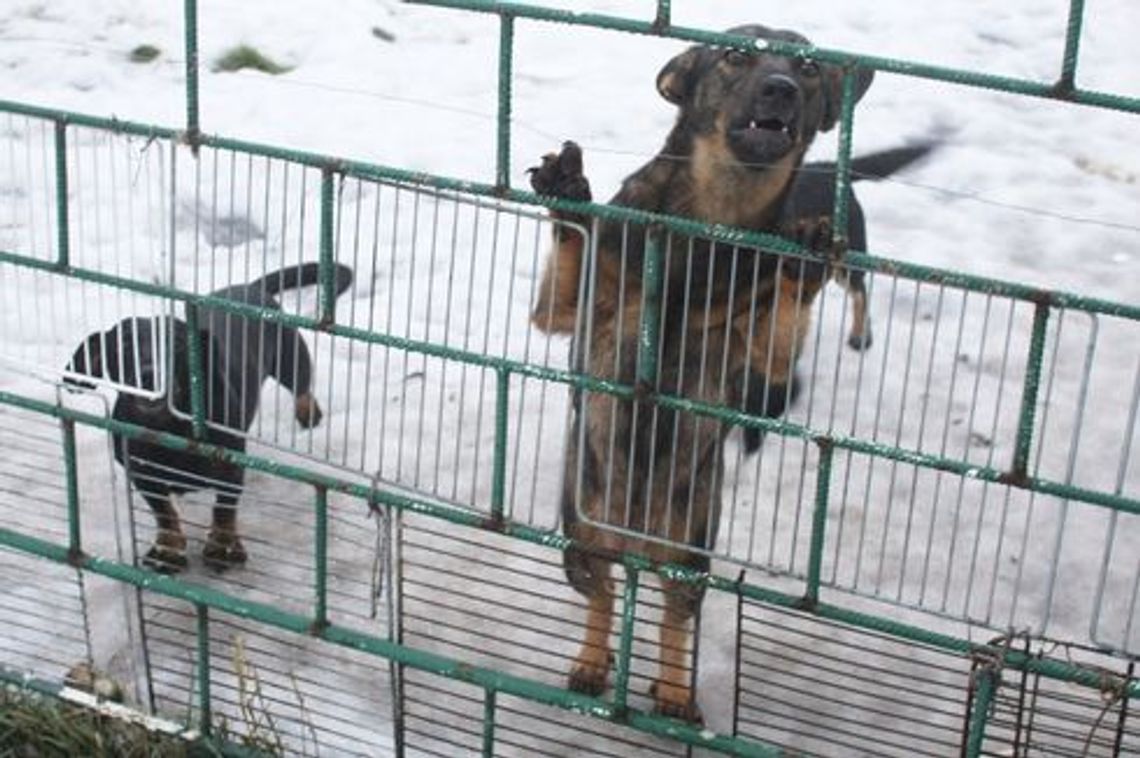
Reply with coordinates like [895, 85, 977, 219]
[396, 513, 693, 757]
[0, 404, 94, 689]
[131, 471, 393, 755]
[2, 1, 1140, 755]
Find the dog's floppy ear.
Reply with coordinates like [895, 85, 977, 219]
[656, 46, 705, 105]
[820, 65, 874, 132]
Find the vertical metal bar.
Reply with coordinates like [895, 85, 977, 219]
[196, 603, 211, 735]
[804, 441, 833, 607]
[314, 486, 329, 629]
[732, 572, 745, 737]
[491, 368, 510, 521]
[653, 0, 671, 29]
[830, 67, 858, 249]
[496, 14, 514, 190]
[1010, 637, 1031, 756]
[1112, 661, 1134, 756]
[612, 561, 640, 713]
[637, 226, 664, 389]
[1058, 0, 1086, 92]
[481, 688, 497, 757]
[965, 669, 995, 757]
[183, 0, 200, 140]
[183, 304, 207, 439]
[54, 120, 70, 268]
[1012, 303, 1049, 478]
[61, 419, 81, 558]
[319, 167, 336, 324]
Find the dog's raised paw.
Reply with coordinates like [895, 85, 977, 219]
[528, 141, 592, 202]
[649, 680, 703, 724]
[203, 531, 248, 571]
[143, 545, 188, 574]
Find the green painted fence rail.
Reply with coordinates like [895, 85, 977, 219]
[2, 0, 1139, 754]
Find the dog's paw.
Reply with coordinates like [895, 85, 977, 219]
[294, 393, 323, 428]
[780, 214, 832, 283]
[203, 530, 248, 571]
[649, 680, 703, 724]
[567, 655, 610, 697]
[847, 327, 873, 351]
[528, 141, 592, 202]
[143, 545, 188, 574]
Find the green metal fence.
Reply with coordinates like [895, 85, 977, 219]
[1, 1, 1138, 755]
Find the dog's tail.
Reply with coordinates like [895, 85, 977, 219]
[847, 142, 937, 182]
[250, 262, 354, 299]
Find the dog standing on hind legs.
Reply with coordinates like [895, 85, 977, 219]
[65, 262, 353, 573]
[529, 25, 932, 721]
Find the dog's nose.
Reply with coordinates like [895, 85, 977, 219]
[759, 74, 798, 104]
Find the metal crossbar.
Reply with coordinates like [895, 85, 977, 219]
[1, 1, 1138, 755]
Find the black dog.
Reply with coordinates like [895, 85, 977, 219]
[740, 142, 935, 450]
[65, 262, 353, 573]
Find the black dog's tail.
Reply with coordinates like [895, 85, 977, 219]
[804, 142, 937, 184]
[850, 142, 936, 181]
[250, 262, 354, 299]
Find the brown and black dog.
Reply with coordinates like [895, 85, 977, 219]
[528, 24, 931, 721]
[65, 262, 353, 573]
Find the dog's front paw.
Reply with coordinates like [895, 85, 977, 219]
[203, 530, 247, 571]
[780, 214, 833, 284]
[650, 680, 703, 724]
[143, 545, 188, 574]
[529, 141, 592, 202]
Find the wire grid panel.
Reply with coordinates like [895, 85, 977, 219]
[981, 646, 1137, 757]
[0, 403, 94, 689]
[395, 513, 695, 757]
[551, 218, 1140, 649]
[0, 118, 174, 395]
[734, 594, 975, 756]
[112, 140, 576, 518]
[134, 473, 395, 755]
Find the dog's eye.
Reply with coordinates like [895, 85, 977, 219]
[799, 59, 821, 77]
[723, 49, 752, 67]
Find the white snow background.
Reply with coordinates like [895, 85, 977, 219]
[1, 0, 1139, 755]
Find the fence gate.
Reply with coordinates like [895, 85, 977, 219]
[1, 1, 1139, 756]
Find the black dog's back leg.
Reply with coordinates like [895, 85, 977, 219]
[202, 486, 247, 571]
[837, 197, 872, 351]
[137, 488, 189, 574]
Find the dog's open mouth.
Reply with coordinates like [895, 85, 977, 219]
[728, 115, 797, 166]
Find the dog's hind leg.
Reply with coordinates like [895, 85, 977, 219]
[203, 490, 247, 571]
[564, 543, 616, 696]
[837, 267, 873, 351]
[139, 490, 188, 574]
[652, 577, 704, 723]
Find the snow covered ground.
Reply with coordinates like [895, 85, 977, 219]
[2, 0, 1139, 755]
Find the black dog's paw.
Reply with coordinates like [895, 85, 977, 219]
[202, 531, 248, 571]
[528, 141, 592, 202]
[143, 545, 188, 574]
[740, 373, 802, 453]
